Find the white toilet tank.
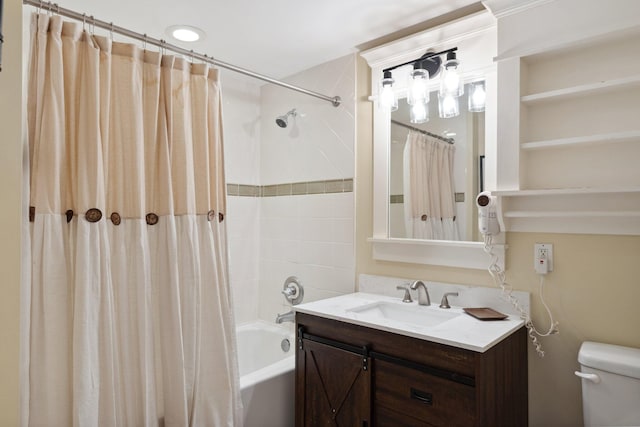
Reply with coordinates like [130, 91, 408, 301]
[576, 341, 640, 427]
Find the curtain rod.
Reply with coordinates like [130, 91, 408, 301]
[391, 120, 454, 144]
[22, 0, 342, 107]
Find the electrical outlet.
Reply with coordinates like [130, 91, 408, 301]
[534, 243, 553, 273]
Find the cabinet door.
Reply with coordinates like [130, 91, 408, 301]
[296, 338, 371, 427]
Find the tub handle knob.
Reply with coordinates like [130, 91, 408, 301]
[282, 276, 304, 305]
[574, 371, 601, 383]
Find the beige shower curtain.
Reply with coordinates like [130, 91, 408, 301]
[24, 13, 241, 426]
[403, 131, 460, 240]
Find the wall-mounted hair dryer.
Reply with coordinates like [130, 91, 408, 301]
[476, 191, 500, 235]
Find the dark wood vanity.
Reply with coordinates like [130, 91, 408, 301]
[295, 312, 528, 427]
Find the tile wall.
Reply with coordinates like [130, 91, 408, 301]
[222, 71, 262, 325]
[223, 54, 357, 326]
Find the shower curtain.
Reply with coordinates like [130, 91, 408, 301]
[403, 131, 460, 241]
[24, 13, 241, 426]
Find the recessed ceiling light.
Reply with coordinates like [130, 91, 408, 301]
[166, 25, 205, 43]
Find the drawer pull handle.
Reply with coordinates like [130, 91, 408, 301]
[410, 388, 433, 405]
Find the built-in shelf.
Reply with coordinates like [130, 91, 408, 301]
[521, 130, 640, 150]
[521, 74, 640, 104]
[503, 211, 640, 218]
[495, 187, 640, 235]
[493, 186, 640, 197]
[501, 14, 640, 236]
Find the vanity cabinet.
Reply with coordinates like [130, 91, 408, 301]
[295, 312, 527, 427]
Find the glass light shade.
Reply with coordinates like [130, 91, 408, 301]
[410, 100, 429, 124]
[407, 68, 429, 105]
[439, 59, 463, 97]
[379, 77, 398, 111]
[438, 93, 459, 118]
[468, 81, 486, 112]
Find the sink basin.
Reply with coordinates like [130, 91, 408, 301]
[347, 301, 460, 328]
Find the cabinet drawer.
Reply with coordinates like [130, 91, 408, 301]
[375, 404, 436, 427]
[374, 359, 476, 427]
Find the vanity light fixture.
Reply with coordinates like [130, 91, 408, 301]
[379, 47, 467, 119]
[166, 25, 205, 43]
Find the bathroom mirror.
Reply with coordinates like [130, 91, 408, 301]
[389, 84, 485, 242]
[361, 11, 505, 269]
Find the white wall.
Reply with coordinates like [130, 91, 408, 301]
[259, 192, 355, 323]
[222, 72, 262, 187]
[258, 54, 357, 324]
[222, 72, 262, 325]
[0, 0, 23, 424]
[260, 56, 356, 185]
[223, 55, 357, 326]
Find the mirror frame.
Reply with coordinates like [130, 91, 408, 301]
[361, 11, 505, 269]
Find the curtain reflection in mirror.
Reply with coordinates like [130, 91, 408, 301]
[403, 132, 460, 240]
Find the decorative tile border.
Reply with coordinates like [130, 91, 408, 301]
[227, 178, 354, 197]
[389, 194, 404, 204]
[390, 192, 466, 204]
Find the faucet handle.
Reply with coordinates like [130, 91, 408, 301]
[439, 292, 459, 309]
[396, 286, 413, 303]
[282, 287, 296, 297]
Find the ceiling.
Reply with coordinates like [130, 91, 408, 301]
[38, 0, 483, 79]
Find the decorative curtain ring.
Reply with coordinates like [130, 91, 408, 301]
[143, 34, 147, 50]
[110, 22, 114, 41]
[190, 50, 194, 63]
[90, 15, 95, 34]
[37, 0, 42, 14]
[82, 13, 86, 31]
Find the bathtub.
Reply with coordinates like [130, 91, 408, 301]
[237, 321, 295, 427]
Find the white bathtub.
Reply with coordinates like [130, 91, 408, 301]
[237, 321, 295, 427]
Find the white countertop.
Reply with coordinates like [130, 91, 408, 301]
[294, 292, 525, 353]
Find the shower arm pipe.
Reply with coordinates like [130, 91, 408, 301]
[22, 0, 342, 107]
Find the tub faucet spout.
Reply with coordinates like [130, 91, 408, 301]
[276, 310, 295, 324]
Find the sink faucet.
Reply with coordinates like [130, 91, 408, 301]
[396, 285, 413, 303]
[275, 310, 295, 324]
[410, 280, 430, 306]
[439, 292, 459, 309]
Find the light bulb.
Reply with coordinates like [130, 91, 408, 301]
[166, 25, 206, 43]
[379, 71, 398, 111]
[410, 100, 428, 124]
[468, 81, 486, 112]
[439, 52, 463, 97]
[172, 28, 200, 42]
[407, 67, 429, 106]
[438, 93, 459, 118]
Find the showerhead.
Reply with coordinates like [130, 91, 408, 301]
[275, 109, 297, 128]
